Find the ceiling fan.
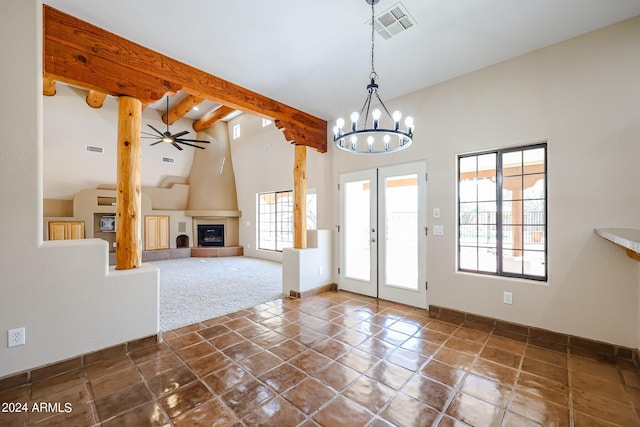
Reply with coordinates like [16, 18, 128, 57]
[141, 96, 210, 150]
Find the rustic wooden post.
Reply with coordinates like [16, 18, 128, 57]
[116, 96, 143, 270]
[293, 144, 307, 249]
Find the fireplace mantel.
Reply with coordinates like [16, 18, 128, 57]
[185, 210, 241, 218]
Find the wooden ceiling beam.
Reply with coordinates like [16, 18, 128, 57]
[43, 76, 56, 96]
[43, 5, 327, 152]
[86, 90, 107, 108]
[163, 94, 204, 125]
[193, 106, 236, 132]
[275, 120, 326, 153]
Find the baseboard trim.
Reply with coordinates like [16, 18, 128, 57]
[429, 304, 637, 364]
[0, 333, 161, 392]
[289, 283, 338, 299]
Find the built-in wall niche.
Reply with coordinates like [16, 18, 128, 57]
[94, 213, 116, 252]
[97, 196, 116, 206]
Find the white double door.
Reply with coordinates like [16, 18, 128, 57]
[339, 161, 428, 308]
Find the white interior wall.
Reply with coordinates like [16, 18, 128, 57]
[229, 115, 331, 262]
[329, 16, 640, 347]
[0, 0, 158, 379]
[283, 230, 333, 296]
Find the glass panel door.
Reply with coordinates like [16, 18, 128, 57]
[339, 161, 427, 308]
[378, 162, 427, 308]
[339, 169, 377, 297]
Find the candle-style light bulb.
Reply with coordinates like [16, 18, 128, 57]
[372, 109, 381, 129]
[383, 135, 391, 151]
[332, 125, 339, 137]
[350, 112, 359, 132]
[367, 136, 374, 152]
[336, 117, 345, 130]
[392, 110, 402, 131]
[405, 116, 414, 133]
[350, 135, 357, 151]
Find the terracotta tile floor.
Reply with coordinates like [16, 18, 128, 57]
[2, 290, 640, 426]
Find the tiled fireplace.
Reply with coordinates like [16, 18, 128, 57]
[189, 212, 243, 257]
[197, 224, 224, 247]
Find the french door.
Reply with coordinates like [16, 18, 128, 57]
[339, 161, 428, 308]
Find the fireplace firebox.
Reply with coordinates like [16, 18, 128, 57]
[197, 224, 224, 247]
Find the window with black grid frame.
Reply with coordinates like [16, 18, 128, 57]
[258, 190, 293, 251]
[457, 143, 547, 281]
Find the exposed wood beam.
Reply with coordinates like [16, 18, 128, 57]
[86, 90, 107, 108]
[43, 5, 327, 152]
[115, 96, 143, 270]
[43, 76, 56, 96]
[193, 106, 236, 132]
[163, 94, 204, 125]
[275, 120, 326, 153]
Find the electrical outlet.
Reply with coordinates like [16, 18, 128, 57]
[503, 292, 513, 305]
[8, 327, 25, 347]
[433, 208, 440, 218]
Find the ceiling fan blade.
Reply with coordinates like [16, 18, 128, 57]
[176, 140, 206, 149]
[147, 124, 165, 137]
[171, 130, 189, 139]
[171, 142, 184, 151]
[142, 131, 162, 137]
[149, 140, 163, 146]
[176, 138, 210, 144]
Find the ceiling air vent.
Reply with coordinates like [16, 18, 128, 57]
[372, 2, 416, 40]
[85, 145, 104, 154]
[161, 156, 175, 164]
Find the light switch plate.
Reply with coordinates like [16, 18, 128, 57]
[433, 208, 440, 218]
[433, 225, 444, 236]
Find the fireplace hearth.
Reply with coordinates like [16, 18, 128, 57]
[197, 224, 224, 247]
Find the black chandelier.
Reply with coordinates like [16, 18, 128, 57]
[333, 0, 415, 154]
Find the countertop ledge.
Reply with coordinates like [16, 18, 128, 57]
[594, 228, 640, 260]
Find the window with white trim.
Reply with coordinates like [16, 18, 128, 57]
[458, 143, 547, 280]
[257, 190, 317, 251]
[232, 124, 241, 139]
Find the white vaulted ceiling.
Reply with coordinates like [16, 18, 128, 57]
[43, 0, 640, 121]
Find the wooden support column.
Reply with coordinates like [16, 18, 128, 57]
[293, 144, 307, 249]
[116, 96, 143, 270]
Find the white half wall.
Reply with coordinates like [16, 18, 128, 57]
[0, 0, 158, 379]
[283, 230, 333, 296]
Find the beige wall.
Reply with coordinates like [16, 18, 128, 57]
[0, 0, 158, 379]
[328, 16, 640, 347]
[187, 121, 238, 211]
[229, 115, 330, 262]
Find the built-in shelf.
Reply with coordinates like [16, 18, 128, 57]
[97, 196, 116, 206]
[594, 228, 640, 260]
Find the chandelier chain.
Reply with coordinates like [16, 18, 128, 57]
[332, 0, 414, 154]
[369, 1, 377, 81]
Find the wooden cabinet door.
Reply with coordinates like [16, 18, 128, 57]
[145, 216, 170, 250]
[68, 222, 85, 239]
[157, 216, 169, 249]
[48, 221, 85, 240]
[49, 222, 67, 240]
[145, 216, 159, 250]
